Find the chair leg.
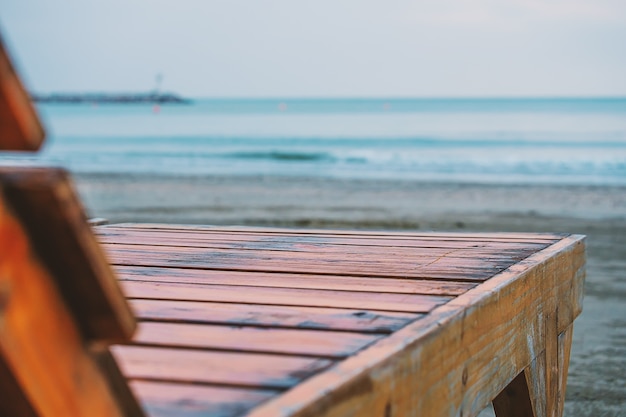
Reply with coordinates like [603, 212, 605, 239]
[493, 325, 574, 417]
[556, 326, 573, 417]
[546, 319, 573, 417]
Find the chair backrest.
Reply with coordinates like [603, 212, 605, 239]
[0, 31, 144, 417]
[0, 35, 45, 151]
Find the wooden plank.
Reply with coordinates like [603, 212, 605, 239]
[116, 265, 476, 296]
[132, 322, 381, 358]
[245, 235, 585, 417]
[121, 281, 451, 313]
[0, 197, 128, 417]
[98, 233, 541, 262]
[105, 245, 512, 281]
[113, 345, 334, 389]
[105, 223, 565, 242]
[96, 227, 552, 251]
[131, 299, 418, 334]
[0, 167, 135, 342]
[103, 242, 525, 267]
[130, 381, 277, 417]
[0, 34, 45, 151]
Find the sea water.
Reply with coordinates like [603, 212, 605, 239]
[5, 98, 626, 185]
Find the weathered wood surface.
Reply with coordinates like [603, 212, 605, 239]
[116, 265, 476, 295]
[128, 381, 277, 417]
[105, 223, 565, 241]
[120, 280, 451, 313]
[96, 224, 585, 417]
[132, 321, 381, 358]
[130, 299, 418, 334]
[0, 34, 45, 151]
[105, 243, 523, 281]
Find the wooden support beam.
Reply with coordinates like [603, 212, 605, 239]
[556, 326, 573, 417]
[493, 326, 574, 417]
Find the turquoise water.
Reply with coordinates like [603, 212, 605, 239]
[4, 98, 626, 185]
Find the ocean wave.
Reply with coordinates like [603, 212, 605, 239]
[225, 151, 335, 162]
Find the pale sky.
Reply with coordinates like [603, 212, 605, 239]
[1, 0, 625, 98]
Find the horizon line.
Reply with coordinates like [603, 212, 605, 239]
[29, 92, 626, 101]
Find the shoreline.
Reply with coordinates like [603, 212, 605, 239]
[73, 173, 626, 224]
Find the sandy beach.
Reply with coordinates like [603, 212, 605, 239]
[75, 173, 626, 416]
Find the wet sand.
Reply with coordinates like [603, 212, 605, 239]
[75, 173, 626, 416]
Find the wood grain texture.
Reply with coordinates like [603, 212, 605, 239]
[0, 167, 135, 342]
[132, 322, 381, 358]
[105, 243, 513, 281]
[245, 235, 585, 417]
[104, 223, 565, 242]
[506, 325, 574, 417]
[0, 34, 45, 151]
[97, 229, 548, 258]
[129, 381, 277, 417]
[121, 280, 451, 313]
[556, 326, 573, 417]
[0, 197, 128, 417]
[524, 350, 547, 417]
[131, 299, 419, 334]
[97, 228, 555, 252]
[545, 310, 559, 417]
[116, 265, 476, 296]
[95, 224, 583, 417]
[113, 345, 333, 389]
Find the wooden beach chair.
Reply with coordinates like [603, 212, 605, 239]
[0, 167, 145, 417]
[0, 32, 586, 417]
[0, 34, 144, 416]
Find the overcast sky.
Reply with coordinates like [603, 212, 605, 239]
[1, 0, 625, 98]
